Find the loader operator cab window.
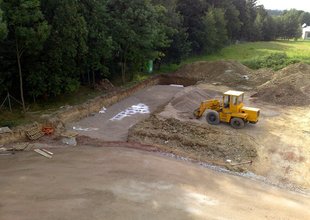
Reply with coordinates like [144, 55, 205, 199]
[239, 94, 244, 105]
[232, 96, 238, 105]
[224, 95, 230, 108]
[234, 94, 244, 105]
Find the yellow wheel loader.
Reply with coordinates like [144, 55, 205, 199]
[193, 90, 260, 129]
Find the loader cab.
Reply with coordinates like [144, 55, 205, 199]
[222, 91, 244, 113]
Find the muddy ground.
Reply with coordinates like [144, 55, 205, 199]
[1, 146, 309, 220]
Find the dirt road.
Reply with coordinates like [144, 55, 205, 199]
[68, 85, 183, 141]
[0, 146, 309, 220]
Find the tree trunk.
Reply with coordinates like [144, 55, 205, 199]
[121, 62, 125, 84]
[16, 40, 25, 112]
[87, 68, 91, 86]
[121, 55, 127, 84]
[92, 70, 95, 87]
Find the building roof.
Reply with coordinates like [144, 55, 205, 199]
[303, 26, 310, 32]
[224, 90, 244, 96]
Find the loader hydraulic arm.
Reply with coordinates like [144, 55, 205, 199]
[193, 99, 221, 119]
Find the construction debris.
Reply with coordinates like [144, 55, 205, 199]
[73, 126, 99, 132]
[0, 152, 14, 156]
[42, 126, 54, 135]
[0, 127, 12, 134]
[61, 131, 78, 146]
[42, 149, 53, 155]
[13, 142, 30, 151]
[0, 147, 14, 155]
[99, 107, 107, 114]
[231, 160, 253, 166]
[34, 149, 52, 159]
[25, 122, 44, 140]
[170, 84, 184, 88]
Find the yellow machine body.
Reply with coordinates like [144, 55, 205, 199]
[194, 90, 260, 128]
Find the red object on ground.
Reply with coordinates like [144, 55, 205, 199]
[42, 127, 54, 135]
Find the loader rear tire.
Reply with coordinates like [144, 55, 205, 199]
[230, 118, 245, 129]
[206, 110, 220, 125]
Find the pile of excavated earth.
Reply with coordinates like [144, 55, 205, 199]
[173, 61, 310, 106]
[173, 60, 273, 89]
[254, 63, 310, 106]
[129, 61, 310, 169]
[128, 116, 258, 169]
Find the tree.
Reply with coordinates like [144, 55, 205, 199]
[254, 5, 276, 41]
[38, 0, 88, 97]
[152, 0, 191, 64]
[79, 0, 113, 86]
[281, 9, 302, 39]
[202, 7, 227, 53]
[213, 0, 241, 41]
[299, 11, 310, 26]
[0, 0, 7, 40]
[176, 0, 207, 54]
[2, 0, 49, 111]
[107, 0, 170, 83]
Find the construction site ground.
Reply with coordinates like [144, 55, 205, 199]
[68, 85, 183, 141]
[1, 61, 310, 219]
[1, 146, 310, 220]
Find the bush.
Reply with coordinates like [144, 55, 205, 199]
[242, 53, 300, 70]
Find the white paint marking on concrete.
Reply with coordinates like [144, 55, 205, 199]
[110, 103, 150, 121]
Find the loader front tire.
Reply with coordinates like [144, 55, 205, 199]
[206, 110, 220, 125]
[230, 118, 245, 129]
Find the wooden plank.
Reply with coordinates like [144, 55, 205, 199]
[34, 149, 52, 159]
[42, 149, 53, 155]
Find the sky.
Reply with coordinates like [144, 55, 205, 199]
[257, 0, 310, 12]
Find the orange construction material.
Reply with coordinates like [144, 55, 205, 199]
[42, 126, 54, 135]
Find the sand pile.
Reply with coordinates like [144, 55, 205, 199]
[174, 60, 272, 88]
[158, 86, 222, 120]
[254, 63, 310, 106]
[128, 116, 258, 166]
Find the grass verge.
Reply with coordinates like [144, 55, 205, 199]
[158, 40, 310, 72]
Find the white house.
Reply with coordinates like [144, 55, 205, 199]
[302, 25, 310, 40]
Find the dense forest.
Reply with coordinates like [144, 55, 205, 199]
[0, 0, 309, 110]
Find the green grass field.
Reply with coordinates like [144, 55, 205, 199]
[159, 40, 310, 72]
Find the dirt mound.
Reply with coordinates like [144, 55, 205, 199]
[174, 60, 272, 88]
[128, 116, 258, 167]
[158, 86, 222, 120]
[254, 63, 310, 106]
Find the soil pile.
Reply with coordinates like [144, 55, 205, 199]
[128, 116, 258, 166]
[158, 86, 222, 120]
[174, 60, 272, 88]
[254, 63, 310, 106]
